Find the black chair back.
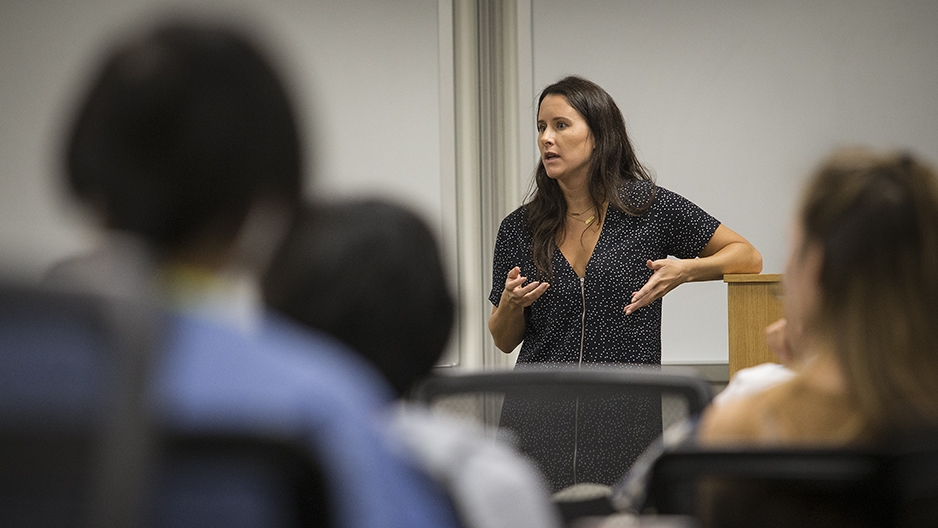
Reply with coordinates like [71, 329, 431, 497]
[637, 441, 938, 528]
[0, 281, 155, 527]
[884, 438, 938, 528]
[414, 367, 713, 415]
[638, 445, 888, 528]
[152, 433, 331, 527]
[413, 365, 713, 525]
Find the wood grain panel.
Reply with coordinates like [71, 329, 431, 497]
[725, 274, 784, 379]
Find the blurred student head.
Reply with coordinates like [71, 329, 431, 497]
[65, 20, 302, 261]
[789, 146, 938, 435]
[263, 199, 455, 397]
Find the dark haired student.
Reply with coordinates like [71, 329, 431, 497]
[57, 20, 459, 528]
[264, 199, 562, 528]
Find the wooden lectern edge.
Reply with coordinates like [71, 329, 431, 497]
[723, 273, 782, 283]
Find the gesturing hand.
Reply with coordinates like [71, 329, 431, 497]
[624, 259, 689, 315]
[502, 266, 549, 308]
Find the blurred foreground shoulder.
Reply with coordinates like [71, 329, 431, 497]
[697, 394, 765, 446]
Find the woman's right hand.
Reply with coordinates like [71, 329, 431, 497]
[489, 267, 548, 353]
[501, 266, 549, 308]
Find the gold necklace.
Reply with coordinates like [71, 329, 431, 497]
[567, 208, 596, 227]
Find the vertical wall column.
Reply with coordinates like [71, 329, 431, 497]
[450, 0, 534, 370]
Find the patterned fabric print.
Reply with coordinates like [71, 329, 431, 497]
[489, 186, 720, 366]
[497, 392, 578, 490]
[489, 185, 720, 491]
[497, 383, 662, 492]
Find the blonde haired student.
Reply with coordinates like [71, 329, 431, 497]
[700, 147, 938, 446]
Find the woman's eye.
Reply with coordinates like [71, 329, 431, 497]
[537, 124, 546, 132]
[557, 122, 567, 129]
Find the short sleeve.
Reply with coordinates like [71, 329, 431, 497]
[654, 187, 721, 259]
[489, 209, 526, 307]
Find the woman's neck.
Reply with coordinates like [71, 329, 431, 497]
[559, 183, 595, 213]
[796, 339, 847, 395]
[556, 167, 594, 204]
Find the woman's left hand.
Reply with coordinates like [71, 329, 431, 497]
[623, 225, 763, 314]
[624, 259, 689, 315]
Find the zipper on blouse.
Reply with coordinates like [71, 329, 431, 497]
[572, 275, 586, 484]
[577, 276, 586, 368]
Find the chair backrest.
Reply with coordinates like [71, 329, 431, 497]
[412, 366, 713, 497]
[621, 429, 938, 528]
[151, 433, 331, 527]
[638, 445, 892, 528]
[414, 367, 714, 414]
[0, 280, 331, 527]
[883, 437, 938, 528]
[0, 280, 155, 527]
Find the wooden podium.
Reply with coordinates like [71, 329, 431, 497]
[724, 274, 784, 378]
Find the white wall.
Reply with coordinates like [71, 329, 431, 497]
[530, 0, 938, 363]
[0, 0, 451, 280]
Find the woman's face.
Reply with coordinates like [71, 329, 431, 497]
[783, 222, 823, 348]
[537, 94, 594, 184]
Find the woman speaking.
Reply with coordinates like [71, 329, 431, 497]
[489, 76, 762, 490]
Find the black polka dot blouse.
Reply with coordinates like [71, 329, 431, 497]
[489, 185, 720, 366]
